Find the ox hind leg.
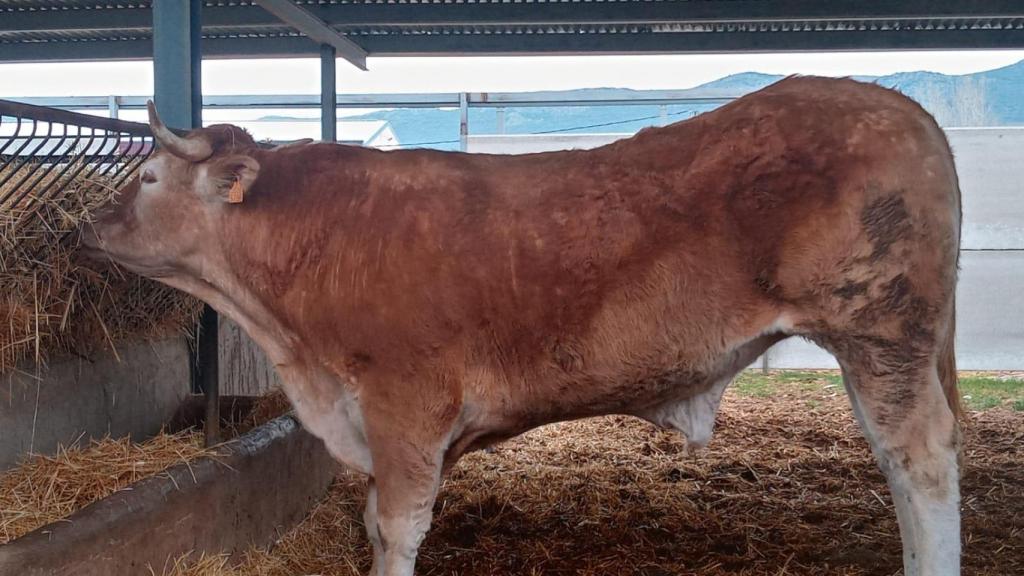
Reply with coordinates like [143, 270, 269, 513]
[819, 334, 961, 576]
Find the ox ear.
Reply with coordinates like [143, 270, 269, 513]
[201, 154, 260, 204]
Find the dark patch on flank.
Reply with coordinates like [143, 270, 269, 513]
[833, 280, 869, 300]
[861, 194, 912, 261]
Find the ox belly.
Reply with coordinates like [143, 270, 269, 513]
[460, 331, 787, 457]
[635, 332, 784, 449]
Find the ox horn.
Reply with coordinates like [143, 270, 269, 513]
[147, 100, 213, 162]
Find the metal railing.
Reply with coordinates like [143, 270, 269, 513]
[12, 89, 739, 112]
[12, 89, 741, 151]
[0, 98, 154, 224]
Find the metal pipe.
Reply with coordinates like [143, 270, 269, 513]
[459, 92, 469, 152]
[10, 91, 739, 111]
[320, 44, 337, 142]
[199, 307, 220, 446]
[0, 98, 151, 135]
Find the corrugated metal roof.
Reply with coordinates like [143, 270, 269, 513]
[1, 1, 1023, 62]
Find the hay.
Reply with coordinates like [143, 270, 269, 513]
[0, 162, 202, 373]
[153, 553, 234, 576]
[0, 429, 210, 544]
[229, 387, 292, 437]
[166, 374, 1022, 576]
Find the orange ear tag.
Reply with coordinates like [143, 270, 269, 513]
[227, 179, 244, 204]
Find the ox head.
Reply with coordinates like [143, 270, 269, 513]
[82, 102, 260, 277]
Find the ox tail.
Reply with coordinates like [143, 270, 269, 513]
[938, 163, 963, 421]
[937, 302, 962, 421]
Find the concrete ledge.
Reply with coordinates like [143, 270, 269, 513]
[0, 415, 335, 576]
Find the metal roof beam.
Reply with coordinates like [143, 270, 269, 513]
[0, 40, 153, 63]
[2, 28, 1023, 64]
[310, 0, 1024, 26]
[3, 1, 1023, 34]
[0, 6, 150, 33]
[252, 0, 367, 70]
[0, 5, 277, 34]
[356, 29, 1024, 55]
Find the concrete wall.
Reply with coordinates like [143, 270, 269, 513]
[955, 128, 1024, 250]
[0, 338, 191, 471]
[468, 128, 1024, 370]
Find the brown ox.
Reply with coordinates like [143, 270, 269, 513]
[83, 77, 962, 576]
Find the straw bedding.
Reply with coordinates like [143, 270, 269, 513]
[0, 163, 202, 373]
[168, 375, 1021, 576]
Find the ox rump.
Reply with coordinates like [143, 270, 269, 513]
[82, 77, 964, 576]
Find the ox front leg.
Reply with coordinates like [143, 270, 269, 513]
[839, 363, 961, 576]
[371, 449, 443, 576]
[364, 479, 386, 576]
[364, 415, 450, 576]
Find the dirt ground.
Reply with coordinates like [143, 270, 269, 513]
[182, 372, 1022, 576]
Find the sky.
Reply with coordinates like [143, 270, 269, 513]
[2, 51, 1023, 122]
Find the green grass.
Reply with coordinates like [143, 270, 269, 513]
[732, 371, 1024, 412]
[958, 376, 1024, 412]
[733, 371, 842, 398]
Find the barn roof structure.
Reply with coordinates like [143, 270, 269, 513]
[2, 0, 1024, 66]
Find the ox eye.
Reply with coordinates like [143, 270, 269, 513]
[141, 170, 157, 184]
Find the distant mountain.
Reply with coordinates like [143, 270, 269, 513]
[692, 71, 782, 94]
[688, 60, 1024, 127]
[312, 59, 1024, 149]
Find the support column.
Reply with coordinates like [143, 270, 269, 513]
[189, 0, 203, 130]
[153, 0, 219, 446]
[152, 0, 200, 131]
[321, 44, 337, 142]
[459, 92, 469, 152]
[496, 107, 506, 134]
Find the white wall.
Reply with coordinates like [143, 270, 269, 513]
[469, 133, 628, 154]
[469, 128, 1024, 370]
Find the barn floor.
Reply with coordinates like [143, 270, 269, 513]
[178, 371, 1023, 576]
